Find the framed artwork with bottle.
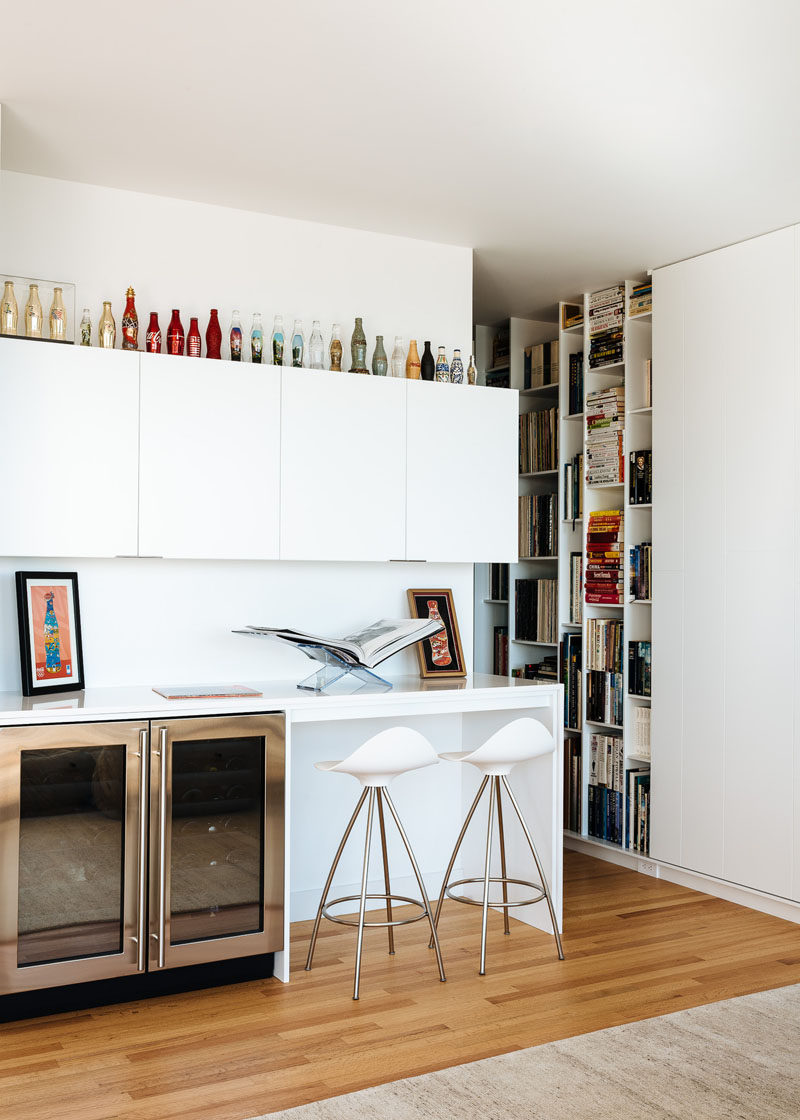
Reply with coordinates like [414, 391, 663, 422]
[15, 571, 85, 696]
[406, 588, 466, 678]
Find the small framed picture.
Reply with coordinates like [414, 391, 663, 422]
[15, 571, 85, 696]
[406, 588, 467, 678]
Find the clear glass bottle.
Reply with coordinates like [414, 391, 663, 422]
[406, 339, 421, 379]
[79, 307, 92, 346]
[390, 336, 404, 378]
[329, 323, 343, 371]
[371, 335, 388, 376]
[24, 284, 43, 338]
[271, 315, 285, 366]
[350, 316, 368, 373]
[291, 319, 305, 367]
[308, 320, 324, 369]
[1, 280, 18, 336]
[466, 353, 477, 385]
[251, 313, 264, 364]
[435, 345, 450, 382]
[98, 300, 116, 348]
[121, 286, 138, 350]
[450, 348, 464, 384]
[229, 310, 243, 361]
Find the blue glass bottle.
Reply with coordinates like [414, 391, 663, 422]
[44, 592, 61, 674]
[271, 315, 285, 366]
[435, 346, 450, 382]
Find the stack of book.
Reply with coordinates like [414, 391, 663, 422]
[585, 509, 624, 605]
[519, 407, 558, 473]
[563, 452, 584, 520]
[568, 350, 584, 415]
[519, 493, 557, 558]
[515, 578, 557, 643]
[588, 732, 623, 844]
[524, 341, 559, 388]
[628, 640, 651, 697]
[489, 562, 509, 602]
[586, 385, 625, 484]
[512, 654, 558, 683]
[629, 542, 652, 601]
[586, 616, 623, 725]
[644, 358, 652, 406]
[560, 631, 582, 730]
[632, 705, 651, 759]
[493, 625, 509, 676]
[629, 281, 652, 317]
[629, 449, 652, 504]
[564, 738, 582, 834]
[588, 284, 624, 368]
[492, 330, 510, 368]
[569, 552, 583, 624]
[561, 303, 583, 330]
[627, 768, 650, 852]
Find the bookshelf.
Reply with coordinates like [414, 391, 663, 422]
[473, 316, 558, 680]
[557, 282, 653, 857]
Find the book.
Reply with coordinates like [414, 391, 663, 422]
[515, 578, 557, 643]
[519, 493, 558, 558]
[152, 684, 263, 700]
[233, 617, 444, 669]
[568, 350, 584, 415]
[519, 407, 558, 473]
[629, 449, 652, 504]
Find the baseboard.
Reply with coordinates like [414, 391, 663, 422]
[564, 834, 800, 925]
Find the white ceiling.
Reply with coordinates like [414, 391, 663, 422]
[3, 0, 800, 323]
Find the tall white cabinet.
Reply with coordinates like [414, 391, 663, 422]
[652, 225, 798, 903]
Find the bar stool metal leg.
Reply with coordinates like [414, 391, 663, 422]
[383, 790, 446, 984]
[429, 774, 490, 947]
[479, 776, 497, 976]
[494, 776, 511, 936]
[353, 788, 377, 1000]
[376, 789, 395, 955]
[501, 776, 564, 961]
[305, 786, 369, 972]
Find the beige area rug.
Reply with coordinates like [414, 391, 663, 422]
[252, 983, 800, 1119]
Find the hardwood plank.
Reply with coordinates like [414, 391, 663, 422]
[1, 852, 800, 1120]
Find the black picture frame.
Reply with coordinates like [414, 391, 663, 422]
[15, 571, 85, 696]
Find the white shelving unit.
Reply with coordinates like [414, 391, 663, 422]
[557, 285, 652, 855]
[473, 316, 558, 677]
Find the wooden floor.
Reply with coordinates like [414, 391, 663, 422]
[3, 852, 800, 1120]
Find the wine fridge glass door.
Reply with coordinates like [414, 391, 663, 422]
[148, 714, 285, 970]
[0, 721, 148, 996]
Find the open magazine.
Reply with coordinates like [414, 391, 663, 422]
[233, 617, 444, 669]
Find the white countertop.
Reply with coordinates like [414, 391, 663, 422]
[0, 674, 561, 726]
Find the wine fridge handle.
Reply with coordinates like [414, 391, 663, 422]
[136, 728, 148, 972]
[157, 727, 168, 969]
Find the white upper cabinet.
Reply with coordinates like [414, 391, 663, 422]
[139, 354, 281, 559]
[406, 381, 518, 562]
[0, 338, 139, 557]
[280, 370, 407, 561]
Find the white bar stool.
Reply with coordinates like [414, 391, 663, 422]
[305, 726, 447, 1000]
[431, 716, 564, 974]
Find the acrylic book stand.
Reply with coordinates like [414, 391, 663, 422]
[296, 645, 393, 694]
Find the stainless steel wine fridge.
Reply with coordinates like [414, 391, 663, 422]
[0, 714, 285, 995]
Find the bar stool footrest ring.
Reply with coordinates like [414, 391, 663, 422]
[445, 876, 546, 909]
[322, 893, 427, 928]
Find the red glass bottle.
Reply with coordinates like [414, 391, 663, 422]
[121, 286, 138, 350]
[146, 312, 162, 354]
[205, 309, 222, 359]
[187, 317, 201, 357]
[167, 309, 185, 356]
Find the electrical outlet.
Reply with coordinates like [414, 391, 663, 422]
[638, 859, 659, 877]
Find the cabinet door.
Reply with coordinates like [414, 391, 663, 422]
[139, 354, 281, 559]
[0, 339, 139, 557]
[406, 381, 517, 562]
[280, 370, 406, 561]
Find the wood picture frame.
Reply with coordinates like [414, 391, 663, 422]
[406, 588, 466, 678]
[15, 571, 85, 696]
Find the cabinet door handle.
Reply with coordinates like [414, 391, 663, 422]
[157, 727, 168, 969]
[136, 728, 148, 972]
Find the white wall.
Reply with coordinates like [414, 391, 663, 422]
[0, 171, 474, 690]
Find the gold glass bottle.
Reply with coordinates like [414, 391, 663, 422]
[49, 287, 67, 341]
[24, 283, 43, 338]
[99, 301, 116, 349]
[405, 339, 421, 379]
[1, 280, 18, 336]
[329, 323, 343, 371]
